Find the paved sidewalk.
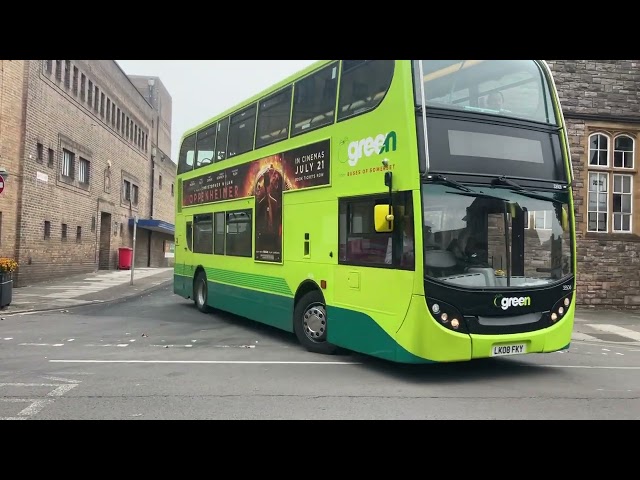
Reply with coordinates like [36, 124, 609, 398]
[1, 267, 174, 316]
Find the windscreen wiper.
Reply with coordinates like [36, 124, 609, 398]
[427, 174, 472, 192]
[491, 174, 564, 204]
[491, 175, 523, 190]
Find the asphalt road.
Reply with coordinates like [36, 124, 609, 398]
[1, 284, 639, 420]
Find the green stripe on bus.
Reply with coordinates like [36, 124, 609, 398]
[173, 265, 292, 296]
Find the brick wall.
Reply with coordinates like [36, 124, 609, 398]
[10, 60, 165, 286]
[547, 60, 640, 309]
[128, 76, 172, 159]
[153, 156, 176, 222]
[0, 60, 26, 261]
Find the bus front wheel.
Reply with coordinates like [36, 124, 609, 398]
[293, 290, 337, 355]
[194, 271, 212, 313]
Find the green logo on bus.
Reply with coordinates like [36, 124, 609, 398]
[493, 294, 532, 311]
[347, 131, 397, 167]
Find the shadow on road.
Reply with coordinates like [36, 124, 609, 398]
[347, 354, 562, 384]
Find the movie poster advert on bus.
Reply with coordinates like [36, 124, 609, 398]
[281, 139, 330, 191]
[181, 139, 330, 263]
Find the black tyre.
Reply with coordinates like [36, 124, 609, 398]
[193, 271, 212, 313]
[293, 290, 337, 355]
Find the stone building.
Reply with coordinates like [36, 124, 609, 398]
[0, 60, 176, 287]
[547, 60, 640, 309]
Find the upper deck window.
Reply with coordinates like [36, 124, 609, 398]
[177, 133, 196, 175]
[338, 60, 395, 121]
[195, 124, 217, 169]
[227, 105, 257, 158]
[256, 86, 292, 149]
[417, 60, 557, 125]
[291, 62, 338, 137]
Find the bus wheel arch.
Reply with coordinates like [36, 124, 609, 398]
[293, 281, 337, 355]
[193, 266, 212, 313]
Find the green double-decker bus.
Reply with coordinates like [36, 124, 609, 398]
[174, 60, 576, 363]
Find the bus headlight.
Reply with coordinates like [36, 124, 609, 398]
[426, 298, 468, 334]
[549, 291, 573, 324]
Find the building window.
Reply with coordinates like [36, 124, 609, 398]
[36, 143, 43, 163]
[80, 74, 86, 102]
[72, 66, 79, 96]
[123, 179, 139, 206]
[587, 131, 636, 234]
[613, 174, 633, 232]
[79, 157, 90, 184]
[88, 80, 93, 107]
[61, 149, 74, 178]
[76, 226, 82, 242]
[159, 175, 162, 189]
[48, 148, 54, 168]
[61, 223, 67, 241]
[64, 61, 71, 89]
[171, 183, 174, 197]
[44, 220, 51, 239]
[55, 61, 62, 82]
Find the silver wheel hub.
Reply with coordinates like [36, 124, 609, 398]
[303, 305, 327, 342]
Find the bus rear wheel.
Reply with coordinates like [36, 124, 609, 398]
[194, 271, 212, 313]
[293, 290, 337, 355]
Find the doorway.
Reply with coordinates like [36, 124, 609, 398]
[99, 212, 112, 270]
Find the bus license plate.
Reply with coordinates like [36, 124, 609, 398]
[491, 343, 527, 357]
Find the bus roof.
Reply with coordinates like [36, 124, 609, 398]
[179, 60, 332, 146]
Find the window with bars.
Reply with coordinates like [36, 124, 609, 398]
[587, 131, 635, 234]
[61, 149, 74, 178]
[79, 157, 90, 184]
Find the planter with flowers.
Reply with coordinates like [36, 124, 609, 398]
[0, 258, 17, 309]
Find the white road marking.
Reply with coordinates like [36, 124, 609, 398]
[3, 338, 13, 340]
[150, 344, 196, 348]
[0, 380, 80, 419]
[49, 359, 362, 365]
[41, 376, 80, 384]
[0, 383, 61, 387]
[585, 324, 640, 342]
[48, 384, 78, 396]
[18, 399, 53, 416]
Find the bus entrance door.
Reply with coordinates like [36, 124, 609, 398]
[178, 214, 194, 297]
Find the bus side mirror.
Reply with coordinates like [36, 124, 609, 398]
[561, 206, 569, 230]
[374, 204, 394, 232]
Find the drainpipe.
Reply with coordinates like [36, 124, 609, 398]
[148, 153, 154, 267]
